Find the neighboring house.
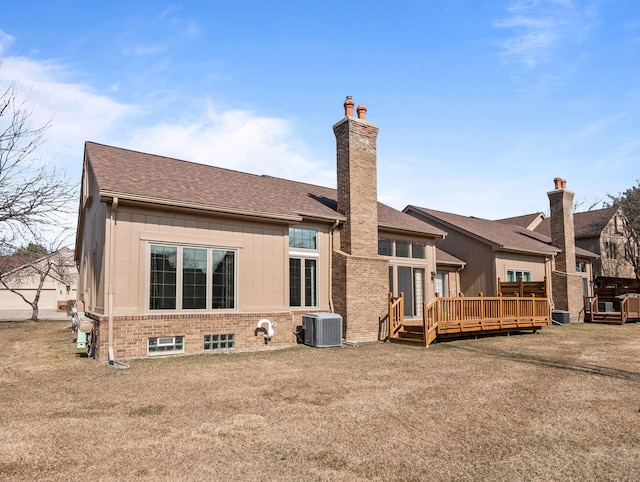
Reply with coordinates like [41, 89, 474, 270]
[0, 247, 77, 311]
[405, 178, 598, 321]
[75, 98, 446, 361]
[534, 207, 637, 285]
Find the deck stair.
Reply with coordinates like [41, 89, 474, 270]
[584, 294, 640, 325]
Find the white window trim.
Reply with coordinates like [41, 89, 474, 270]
[148, 336, 185, 356]
[506, 269, 531, 281]
[289, 250, 320, 258]
[146, 242, 238, 314]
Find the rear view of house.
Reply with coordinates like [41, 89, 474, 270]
[75, 98, 445, 361]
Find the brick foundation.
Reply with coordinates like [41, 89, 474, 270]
[87, 311, 299, 361]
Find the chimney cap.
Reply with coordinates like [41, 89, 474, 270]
[344, 96, 354, 117]
[553, 177, 567, 190]
[357, 104, 367, 120]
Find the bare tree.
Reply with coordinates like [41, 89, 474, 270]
[1, 60, 76, 254]
[608, 180, 640, 283]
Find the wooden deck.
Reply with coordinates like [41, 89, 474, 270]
[584, 295, 640, 325]
[389, 292, 550, 347]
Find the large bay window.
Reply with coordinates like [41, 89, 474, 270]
[150, 244, 235, 311]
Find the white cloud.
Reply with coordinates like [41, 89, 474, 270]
[0, 30, 15, 53]
[127, 101, 335, 187]
[0, 53, 333, 189]
[1, 56, 135, 169]
[495, 0, 598, 67]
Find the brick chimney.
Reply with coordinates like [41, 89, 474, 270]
[331, 97, 388, 342]
[548, 178, 582, 320]
[333, 96, 379, 257]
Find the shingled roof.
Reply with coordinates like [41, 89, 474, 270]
[535, 207, 617, 240]
[85, 142, 445, 237]
[406, 206, 559, 256]
[407, 206, 598, 258]
[496, 212, 545, 230]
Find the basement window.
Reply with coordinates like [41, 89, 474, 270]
[204, 333, 235, 351]
[148, 336, 184, 355]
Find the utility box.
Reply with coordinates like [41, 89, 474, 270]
[551, 310, 571, 325]
[598, 302, 614, 312]
[302, 313, 342, 347]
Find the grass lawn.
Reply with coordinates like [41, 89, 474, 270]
[1, 320, 639, 481]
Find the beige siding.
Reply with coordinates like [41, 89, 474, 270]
[77, 161, 108, 314]
[436, 231, 495, 296]
[496, 252, 549, 286]
[103, 206, 332, 316]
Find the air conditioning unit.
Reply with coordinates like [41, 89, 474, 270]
[302, 313, 342, 347]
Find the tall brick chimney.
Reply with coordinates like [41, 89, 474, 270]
[332, 97, 388, 341]
[333, 96, 380, 257]
[548, 177, 582, 320]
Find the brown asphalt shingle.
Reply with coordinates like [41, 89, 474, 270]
[407, 206, 598, 258]
[535, 207, 617, 240]
[86, 142, 445, 237]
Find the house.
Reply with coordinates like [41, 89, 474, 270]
[534, 207, 637, 288]
[75, 98, 447, 361]
[0, 247, 77, 312]
[405, 178, 598, 321]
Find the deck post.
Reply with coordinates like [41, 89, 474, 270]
[499, 293, 503, 329]
[515, 293, 520, 327]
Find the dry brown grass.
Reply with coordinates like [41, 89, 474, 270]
[1, 320, 640, 481]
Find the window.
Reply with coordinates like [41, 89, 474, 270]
[576, 261, 587, 273]
[149, 245, 236, 312]
[604, 241, 617, 259]
[290, 258, 317, 307]
[148, 336, 184, 354]
[289, 227, 319, 308]
[411, 242, 425, 259]
[506, 270, 531, 282]
[435, 272, 447, 297]
[396, 241, 410, 258]
[378, 238, 393, 256]
[379, 238, 426, 258]
[204, 333, 235, 351]
[150, 246, 177, 310]
[212, 250, 235, 309]
[182, 248, 207, 309]
[289, 227, 317, 249]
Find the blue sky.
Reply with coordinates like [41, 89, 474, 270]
[1, 0, 639, 222]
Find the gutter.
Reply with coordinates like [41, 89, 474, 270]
[329, 219, 341, 313]
[99, 190, 303, 223]
[108, 197, 118, 363]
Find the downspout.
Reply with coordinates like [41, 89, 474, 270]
[108, 197, 118, 363]
[329, 219, 340, 313]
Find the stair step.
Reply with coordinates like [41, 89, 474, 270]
[396, 330, 424, 340]
[389, 337, 424, 346]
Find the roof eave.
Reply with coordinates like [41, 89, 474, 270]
[99, 191, 303, 223]
[378, 222, 445, 239]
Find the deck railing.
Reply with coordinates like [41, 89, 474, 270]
[585, 294, 640, 324]
[420, 293, 549, 343]
[388, 293, 404, 340]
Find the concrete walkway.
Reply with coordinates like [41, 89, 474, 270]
[0, 309, 72, 322]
